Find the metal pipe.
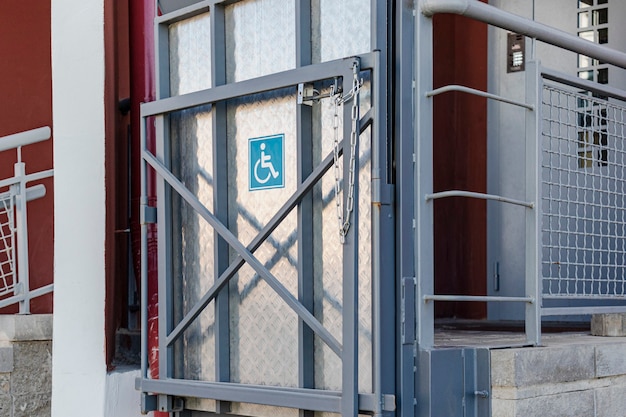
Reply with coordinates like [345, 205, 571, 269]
[0, 126, 51, 153]
[420, 0, 626, 70]
[426, 84, 534, 110]
[425, 190, 533, 208]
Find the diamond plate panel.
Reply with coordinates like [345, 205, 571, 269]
[226, 89, 299, 411]
[170, 104, 216, 381]
[311, 86, 373, 393]
[311, 0, 370, 64]
[169, 12, 212, 96]
[225, 0, 295, 83]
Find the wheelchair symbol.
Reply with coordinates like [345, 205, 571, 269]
[254, 143, 280, 184]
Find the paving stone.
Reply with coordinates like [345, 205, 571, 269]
[509, 390, 595, 417]
[0, 374, 9, 395]
[596, 343, 626, 377]
[0, 348, 12, 373]
[596, 383, 626, 417]
[492, 345, 595, 387]
[0, 394, 10, 417]
[592, 313, 626, 337]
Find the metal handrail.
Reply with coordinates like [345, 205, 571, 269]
[0, 126, 54, 314]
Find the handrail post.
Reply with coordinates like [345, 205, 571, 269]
[14, 156, 30, 314]
[415, 3, 435, 350]
[525, 60, 542, 345]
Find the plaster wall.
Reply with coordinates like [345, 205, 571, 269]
[50, 0, 107, 415]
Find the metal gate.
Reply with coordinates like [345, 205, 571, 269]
[136, 1, 396, 416]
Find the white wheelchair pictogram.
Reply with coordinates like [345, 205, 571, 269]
[253, 142, 280, 184]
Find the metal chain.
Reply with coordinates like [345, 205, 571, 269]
[333, 62, 362, 244]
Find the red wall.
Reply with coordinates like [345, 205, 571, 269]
[0, 1, 53, 314]
[433, 10, 488, 319]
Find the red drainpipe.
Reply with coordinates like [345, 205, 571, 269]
[129, 2, 165, 416]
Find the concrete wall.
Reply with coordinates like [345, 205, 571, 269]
[0, 315, 52, 417]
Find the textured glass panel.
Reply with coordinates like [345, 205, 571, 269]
[312, 0, 370, 63]
[170, 105, 216, 381]
[226, 89, 299, 417]
[169, 12, 211, 96]
[225, 0, 295, 83]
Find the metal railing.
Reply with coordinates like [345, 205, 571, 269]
[416, 0, 626, 347]
[0, 126, 54, 313]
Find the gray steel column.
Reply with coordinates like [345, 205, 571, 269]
[371, 2, 395, 417]
[524, 60, 542, 346]
[415, 2, 435, 351]
[342, 61, 360, 417]
[296, 2, 315, 416]
[394, 1, 417, 417]
[154, 9, 174, 381]
[210, 2, 231, 413]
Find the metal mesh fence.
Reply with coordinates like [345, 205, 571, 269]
[0, 192, 16, 298]
[541, 84, 626, 298]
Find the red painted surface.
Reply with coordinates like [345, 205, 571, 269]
[432, 8, 488, 319]
[0, 1, 53, 314]
[129, 3, 164, 416]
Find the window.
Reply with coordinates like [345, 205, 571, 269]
[577, 0, 609, 168]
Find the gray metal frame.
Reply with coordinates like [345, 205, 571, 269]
[0, 126, 54, 314]
[137, 1, 396, 416]
[416, 0, 626, 349]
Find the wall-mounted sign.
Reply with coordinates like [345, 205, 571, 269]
[249, 134, 285, 191]
[507, 32, 525, 73]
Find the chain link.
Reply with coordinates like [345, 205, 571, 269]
[333, 62, 362, 244]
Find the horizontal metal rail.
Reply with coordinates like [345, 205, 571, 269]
[141, 52, 377, 117]
[542, 68, 626, 103]
[424, 295, 534, 303]
[542, 306, 626, 316]
[426, 84, 534, 110]
[0, 283, 54, 310]
[420, 0, 626, 70]
[0, 184, 46, 204]
[425, 190, 534, 208]
[0, 126, 51, 153]
[136, 379, 394, 413]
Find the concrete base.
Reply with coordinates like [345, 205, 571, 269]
[591, 313, 626, 337]
[0, 315, 52, 417]
[491, 333, 626, 417]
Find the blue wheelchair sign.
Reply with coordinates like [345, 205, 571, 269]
[249, 134, 285, 191]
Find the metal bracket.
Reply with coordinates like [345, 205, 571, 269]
[142, 205, 157, 224]
[141, 393, 158, 413]
[401, 277, 416, 345]
[297, 78, 340, 105]
[158, 394, 184, 413]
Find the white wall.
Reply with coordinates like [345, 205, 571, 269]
[50, 0, 107, 416]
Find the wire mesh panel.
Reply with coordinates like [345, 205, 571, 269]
[541, 84, 626, 298]
[0, 192, 16, 298]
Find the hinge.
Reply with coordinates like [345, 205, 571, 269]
[401, 277, 416, 345]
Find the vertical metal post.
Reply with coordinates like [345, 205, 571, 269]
[140, 117, 149, 381]
[342, 62, 359, 417]
[395, 1, 417, 416]
[154, 6, 174, 381]
[371, 2, 395, 417]
[415, 6, 435, 350]
[14, 154, 30, 314]
[210, 3, 231, 413]
[296, 2, 315, 415]
[525, 59, 542, 346]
